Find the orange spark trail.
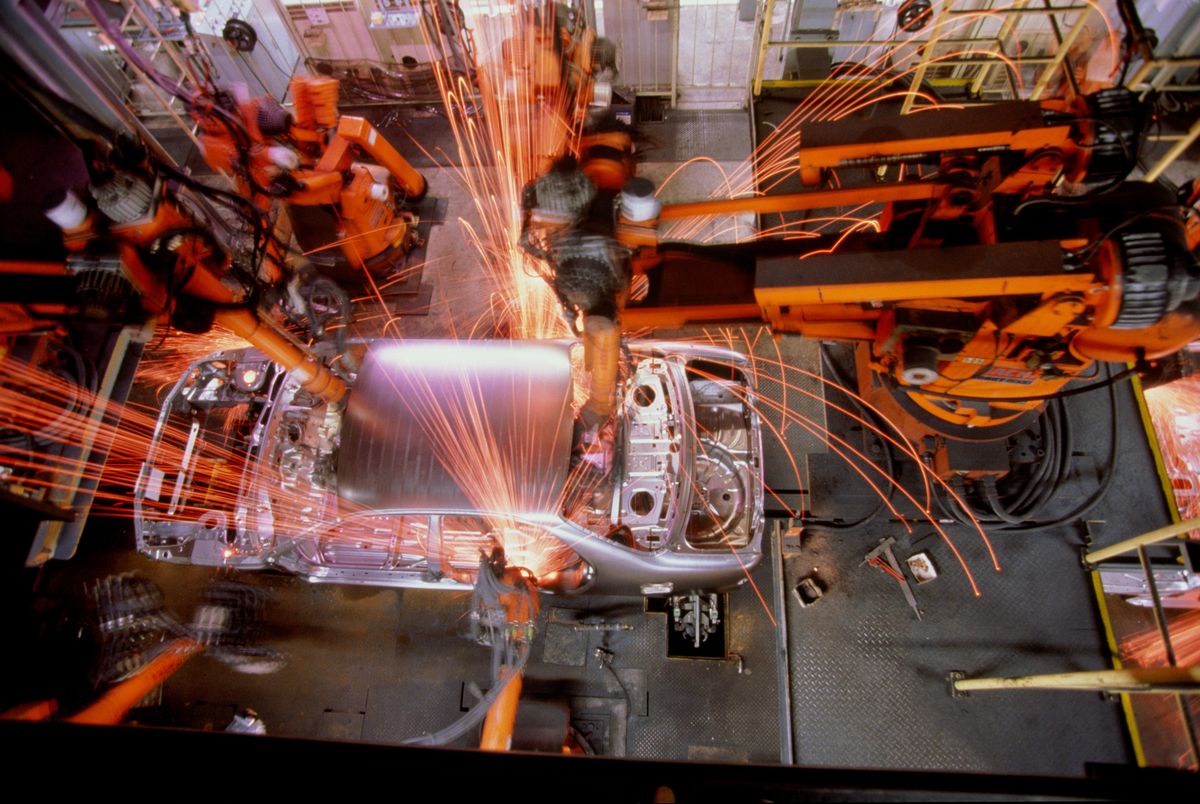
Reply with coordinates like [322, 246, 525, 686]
[692, 365, 985, 597]
[701, 344, 997, 571]
[418, 4, 582, 340]
[1145, 375, 1200, 523]
[136, 328, 249, 388]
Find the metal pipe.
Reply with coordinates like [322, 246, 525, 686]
[1127, 58, 1155, 88]
[948, 4, 1089, 13]
[1150, 25, 1200, 94]
[1137, 546, 1180, 666]
[780, 0, 797, 51]
[1029, 4, 1088, 101]
[752, 0, 778, 97]
[1084, 516, 1200, 565]
[1127, 46, 1200, 98]
[771, 521, 795, 764]
[1148, 132, 1200, 141]
[669, 0, 678, 108]
[1140, 85, 1200, 93]
[941, 56, 1057, 67]
[766, 37, 1005, 49]
[1175, 691, 1200, 770]
[901, 1, 951, 114]
[972, 0, 1030, 96]
[761, 77, 976, 90]
[548, 618, 634, 632]
[953, 666, 1200, 694]
[1146, 58, 1200, 69]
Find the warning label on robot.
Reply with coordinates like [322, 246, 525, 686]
[978, 367, 1037, 385]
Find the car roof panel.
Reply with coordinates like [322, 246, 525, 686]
[338, 340, 576, 515]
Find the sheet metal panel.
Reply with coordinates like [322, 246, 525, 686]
[338, 340, 575, 513]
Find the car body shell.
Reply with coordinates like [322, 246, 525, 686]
[134, 339, 765, 597]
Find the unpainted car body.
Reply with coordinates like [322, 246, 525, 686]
[135, 339, 765, 596]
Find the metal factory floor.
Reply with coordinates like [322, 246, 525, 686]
[8, 106, 1182, 776]
[778, 347, 1146, 774]
[20, 536, 781, 761]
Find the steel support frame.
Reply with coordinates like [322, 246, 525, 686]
[750, 0, 1097, 107]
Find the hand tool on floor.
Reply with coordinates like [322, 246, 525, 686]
[863, 537, 923, 621]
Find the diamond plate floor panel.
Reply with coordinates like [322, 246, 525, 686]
[782, 366, 1144, 774]
[640, 109, 753, 163]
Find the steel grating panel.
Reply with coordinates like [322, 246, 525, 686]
[786, 525, 1129, 772]
[363, 681, 475, 747]
[641, 110, 753, 163]
[627, 534, 782, 762]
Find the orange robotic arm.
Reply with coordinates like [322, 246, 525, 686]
[314, 117, 427, 202]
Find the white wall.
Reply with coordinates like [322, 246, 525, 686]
[677, 0, 758, 92]
[597, 0, 786, 109]
[192, 0, 300, 98]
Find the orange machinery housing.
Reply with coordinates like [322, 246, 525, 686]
[34, 154, 347, 405]
[196, 76, 427, 278]
[609, 90, 1200, 440]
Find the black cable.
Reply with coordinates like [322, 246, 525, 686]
[1003, 401, 1058, 518]
[155, 162, 276, 276]
[595, 647, 632, 714]
[7, 14, 251, 255]
[299, 277, 358, 373]
[1032, 398, 1072, 516]
[987, 376, 1119, 532]
[1011, 115, 1147, 217]
[16, 68, 275, 280]
[981, 476, 1025, 525]
[1019, 398, 1068, 517]
[935, 474, 986, 526]
[936, 367, 1121, 532]
[252, 40, 293, 81]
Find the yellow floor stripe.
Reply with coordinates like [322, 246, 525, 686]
[1089, 372, 1184, 767]
[1091, 572, 1147, 767]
